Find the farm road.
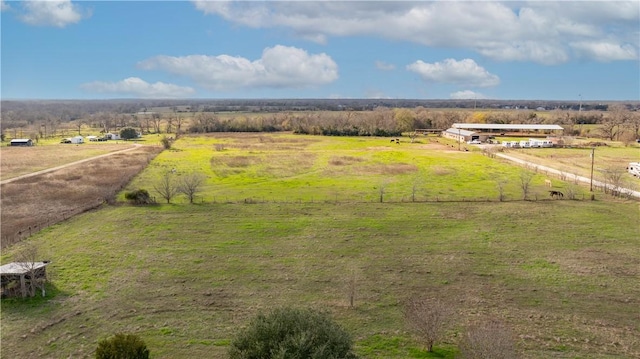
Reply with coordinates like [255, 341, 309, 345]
[0, 144, 142, 185]
[495, 152, 640, 200]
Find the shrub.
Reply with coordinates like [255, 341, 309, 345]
[229, 307, 358, 359]
[458, 319, 515, 359]
[160, 136, 172, 149]
[120, 127, 139, 140]
[124, 189, 153, 205]
[403, 297, 452, 352]
[96, 333, 150, 359]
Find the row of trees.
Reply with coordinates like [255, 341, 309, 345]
[3, 105, 639, 142]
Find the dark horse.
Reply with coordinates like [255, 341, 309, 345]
[549, 190, 564, 199]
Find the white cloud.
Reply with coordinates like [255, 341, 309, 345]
[407, 59, 500, 88]
[570, 41, 638, 62]
[81, 77, 196, 98]
[138, 45, 338, 91]
[19, 0, 88, 27]
[375, 61, 395, 71]
[192, 1, 639, 65]
[450, 90, 488, 100]
[1, 1, 10, 11]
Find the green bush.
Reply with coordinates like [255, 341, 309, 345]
[96, 333, 150, 359]
[229, 307, 358, 359]
[124, 189, 153, 204]
[120, 127, 139, 140]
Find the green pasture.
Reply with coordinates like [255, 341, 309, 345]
[2, 200, 638, 358]
[127, 133, 589, 203]
[3, 133, 639, 358]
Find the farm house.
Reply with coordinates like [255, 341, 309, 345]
[9, 139, 33, 146]
[0, 261, 50, 298]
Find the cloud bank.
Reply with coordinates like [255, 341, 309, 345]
[192, 1, 639, 64]
[407, 59, 500, 88]
[81, 77, 196, 98]
[138, 45, 338, 91]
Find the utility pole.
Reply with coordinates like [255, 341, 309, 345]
[590, 147, 595, 195]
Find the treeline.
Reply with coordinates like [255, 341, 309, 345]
[2, 103, 639, 142]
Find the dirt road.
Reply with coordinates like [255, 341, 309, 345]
[0, 144, 141, 185]
[495, 152, 640, 200]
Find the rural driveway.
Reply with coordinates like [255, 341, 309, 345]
[495, 152, 640, 200]
[0, 144, 142, 185]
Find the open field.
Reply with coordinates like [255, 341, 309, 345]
[0, 145, 162, 248]
[127, 133, 591, 203]
[1, 201, 639, 359]
[2, 133, 638, 358]
[0, 143, 141, 180]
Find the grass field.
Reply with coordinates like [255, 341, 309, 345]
[0, 142, 140, 180]
[1, 133, 639, 359]
[127, 133, 589, 203]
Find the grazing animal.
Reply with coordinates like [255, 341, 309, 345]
[549, 190, 563, 199]
[545, 179, 552, 187]
[395, 138, 400, 144]
[390, 139, 395, 143]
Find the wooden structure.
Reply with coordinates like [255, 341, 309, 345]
[0, 262, 50, 298]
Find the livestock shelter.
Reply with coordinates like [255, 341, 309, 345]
[10, 139, 33, 146]
[442, 128, 478, 143]
[452, 123, 564, 136]
[0, 261, 50, 298]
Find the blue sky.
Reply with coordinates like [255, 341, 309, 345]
[1, 1, 639, 100]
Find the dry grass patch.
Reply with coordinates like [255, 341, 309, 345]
[353, 163, 418, 176]
[328, 156, 365, 166]
[431, 166, 456, 176]
[0, 144, 137, 179]
[1, 145, 162, 248]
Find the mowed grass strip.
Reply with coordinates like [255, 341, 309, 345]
[2, 201, 639, 359]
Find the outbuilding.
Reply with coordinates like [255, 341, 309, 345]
[70, 136, 84, 144]
[10, 139, 33, 147]
[0, 261, 50, 298]
[442, 128, 478, 143]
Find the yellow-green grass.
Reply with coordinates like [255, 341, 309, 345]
[1, 200, 638, 358]
[128, 133, 588, 204]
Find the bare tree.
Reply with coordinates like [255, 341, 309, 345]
[14, 243, 48, 298]
[459, 319, 516, 359]
[518, 171, 534, 200]
[403, 297, 452, 352]
[495, 178, 507, 202]
[151, 113, 163, 133]
[154, 172, 179, 204]
[179, 172, 207, 203]
[600, 165, 625, 197]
